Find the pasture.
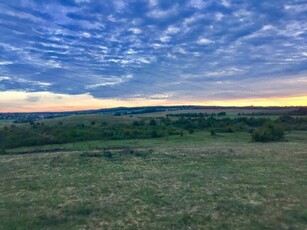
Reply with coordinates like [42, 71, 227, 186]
[0, 110, 306, 229]
[1, 129, 307, 229]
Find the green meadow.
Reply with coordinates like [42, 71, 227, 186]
[0, 113, 307, 229]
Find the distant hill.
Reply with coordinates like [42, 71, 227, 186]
[0, 105, 306, 123]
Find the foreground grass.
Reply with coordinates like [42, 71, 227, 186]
[1, 132, 307, 229]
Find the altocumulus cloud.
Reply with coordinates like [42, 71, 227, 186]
[0, 0, 306, 106]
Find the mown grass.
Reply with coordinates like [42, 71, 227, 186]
[1, 131, 307, 229]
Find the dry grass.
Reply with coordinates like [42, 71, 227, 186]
[1, 138, 306, 229]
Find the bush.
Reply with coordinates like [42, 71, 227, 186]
[132, 121, 140, 126]
[188, 129, 194, 134]
[149, 119, 157, 126]
[0, 148, 6, 155]
[121, 148, 152, 158]
[151, 130, 161, 138]
[252, 122, 284, 142]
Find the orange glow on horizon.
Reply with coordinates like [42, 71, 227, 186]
[0, 91, 306, 113]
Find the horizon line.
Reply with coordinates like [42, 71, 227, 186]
[1, 104, 306, 114]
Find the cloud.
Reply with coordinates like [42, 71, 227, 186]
[221, 0, 231, 8]
[0, 0, 306, 107]
[166, 26, 180, 34]
[0, 61, 13, 65]
[205, 67, 244, 77]
[85, 75, 133, 89]
[149, 92, 173, 100]
[284, 4, 307, 13]
[147, 5, 179, 19]
[40, 42, 70, 49]
[129, 28, 142, 34]
[46, 60, 62, 68]
[113, 0, 127, 12]
[126, 49, 137, 55]
[0, 75, 53, 88]
[26, 96, 41, 102]
[75, 0, 91, 3]
[160, 35, 171, 43]
[82, 32, 91, 38]
[148, 0, 159, 7]
[0, 76, 11, 81]
[215, 12, 224, 21]
[188, 0, 207, 9]
[197, 38, 214, 45]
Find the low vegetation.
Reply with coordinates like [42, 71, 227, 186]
[1, 132, 306, 229]
[252, 122, 285, 142]
[1, 113, 306, 150]
[0, 110, 306, 229]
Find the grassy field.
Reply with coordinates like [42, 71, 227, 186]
[134, 108, 293, 118]
[6, 131, 252, 154]
[1, 131, 307, 229]
[39, 114, 137, 126]
[0, 119, 14, 127]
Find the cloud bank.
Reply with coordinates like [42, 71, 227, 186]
[0, 0, 306, 110]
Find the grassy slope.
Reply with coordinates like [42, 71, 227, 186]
[39, 114, 137, 126]
[1, 131, 307, 229]
[7, 131, 252, 154]
[134, 108, 293, 118]
[0, 119, 14, 127]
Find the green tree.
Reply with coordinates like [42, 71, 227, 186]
[252, 122, 284, 142]
[149, 119, 157, 126]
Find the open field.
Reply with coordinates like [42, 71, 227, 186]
[1, 112, 306, 229]
[6, 131, 252, 154]
[134, 108, 296, 118]
[5, 130, 306, 154]
[1, 130, 307, 229]
[40, 114, 137, 126]
[0, 119, 14, 127]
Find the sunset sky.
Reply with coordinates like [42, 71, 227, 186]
[0, 0, 306, 112]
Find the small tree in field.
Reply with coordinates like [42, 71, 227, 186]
[252, 122, 284, 142]
[0, 148, 6, 155]
[149, 119, 157, 126]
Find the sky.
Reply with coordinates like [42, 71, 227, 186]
[0, 0, 306, 112]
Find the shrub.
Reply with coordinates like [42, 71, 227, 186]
[188, 129, 194, 134]
[149, 119, 157, 126]
[121, 148, 152, 158]
[226, 127, 234, 133]
[217, 112, 226, 116]
[0, 148, 6, 155]
[132, 121, 140, 126]
[151, 130, 159, 138]
[252, 122, 284, 142]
